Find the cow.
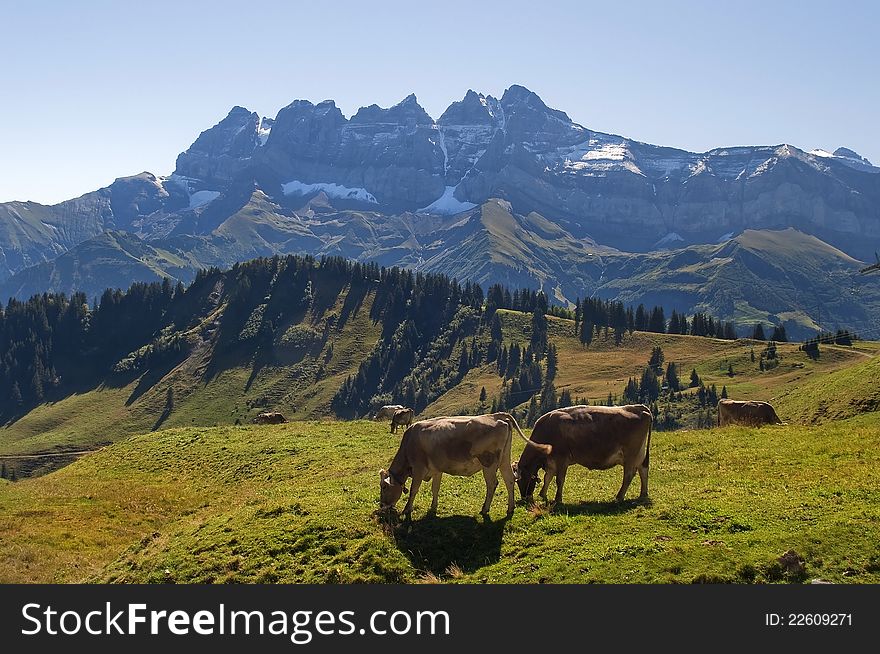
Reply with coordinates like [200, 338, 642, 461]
[390, 408, 415, 434]
[253, 411, 287, 425]
[717, 399, 782, 427]
[379, 412, 551, 517]
[374, 405, 404, 421]
[514, 404, 652, 506]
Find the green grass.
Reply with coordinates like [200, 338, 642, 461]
[2, 413, 878, 584]
[774, 353, 880, 423]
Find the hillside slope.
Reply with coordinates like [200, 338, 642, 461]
[1, 415, 878, 584]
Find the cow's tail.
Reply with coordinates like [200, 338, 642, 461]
[502, 412, 552, 455]
[642, 419, 652, 468]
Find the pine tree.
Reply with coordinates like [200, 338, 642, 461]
[721, 385, 728, 399]
[1, 463, 6, 479]
[648, 346, 665, 374]
[690, 368, 701, 388]
[665, 361, 680, 392]
[727, 363, 734, 377]
[545, 343, 558, 381]
[640, 367, 660, 402]
[771, 324, 788, 342]
[750, 349, 755, 362]
[527, 394, 539, 426]
[479, 386, 487, 407]
[752, 323, 766, 340]
[559, 388, 572, 408]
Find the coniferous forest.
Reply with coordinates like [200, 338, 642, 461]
[1, 253, 782, 422]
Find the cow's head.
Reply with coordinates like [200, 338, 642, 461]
[379, 468, 408, 508]
[514, 453, 541, 501]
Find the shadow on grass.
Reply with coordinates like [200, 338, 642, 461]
[550, 496, 652, 517]
[389, 512, 509, 576]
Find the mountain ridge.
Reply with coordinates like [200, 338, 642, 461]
[1, 85, 879, 337]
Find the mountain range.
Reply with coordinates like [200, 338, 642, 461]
[2, 84, 879, 339]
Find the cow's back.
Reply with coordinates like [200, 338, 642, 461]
[533, 405, 651, 469]
[402, 415, 509, 476]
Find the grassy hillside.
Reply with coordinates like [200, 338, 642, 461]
[0, 283, 381, 460]
[424, 309, 878, 420]
[598, 228, 880, 339]
[0, 230, 194, 301]
[1, 414, 878, 584]
[774, 353, 880, 423]
[4, 299, 876, 465]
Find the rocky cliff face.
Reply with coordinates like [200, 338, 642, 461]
[164, 85, 880, 258]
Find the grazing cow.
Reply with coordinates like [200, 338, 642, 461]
[374, 405, 404, 421]
[379, 412, 551, 517]
[514, 404, 652, 505]
[390, 408, 415, 434]
[253, 411, 287, 425]
[717, 399, 782, 427]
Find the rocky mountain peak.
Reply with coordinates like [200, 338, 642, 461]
[833, 147, 873, 165]
[438, 89, 500, 126]
[350, 93, 433, 126]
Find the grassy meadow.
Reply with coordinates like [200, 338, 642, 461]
[1, 413, 879, 584]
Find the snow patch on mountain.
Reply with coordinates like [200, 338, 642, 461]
[281, 180, 378, 204]
[257, 117, 272, 146]
[416, 186, 476, 215]
[189, 190, 220, 209]
[654, 232, 685, 249]
[810, 147, 878, 173]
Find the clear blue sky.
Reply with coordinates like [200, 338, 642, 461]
[2, 0, 878, 204]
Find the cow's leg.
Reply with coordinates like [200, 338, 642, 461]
[538, 458, 557, 503]
[638, 461, 649, 499]
[480, 466, 499, 515]
[616, 464, 638, 503]
[500, 456, 516, 516]
[553, 461, 569, 505]
[429, 473, 442, 514]
[402, 474, 424, 517]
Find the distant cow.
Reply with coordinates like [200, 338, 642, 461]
[380, 412, 550, 517]
[253, 411, 287, 425]
[717, 399, 782, 427]
[390, 408, 414, 434]
[514, 404, 652, 505]
[374, 405, 404, 421]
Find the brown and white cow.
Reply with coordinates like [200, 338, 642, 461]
[514, 404, 652, 505]
[717, 399, 782, 427]
[379, 412, 550, 517]
[253, 411, 287, 425]
[374, 405, 404, 421]
[390, 408, 414, 433]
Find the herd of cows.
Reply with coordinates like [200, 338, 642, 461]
[375, 399, 783, 517]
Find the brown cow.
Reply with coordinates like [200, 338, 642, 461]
[374, 405, 404, 421]
[514, 404, 652, 505]
[390, 408, 414, 434]
[717, 399, 782, 427]
[379, 412, 550, 517]
[253, 411, 287, 425]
